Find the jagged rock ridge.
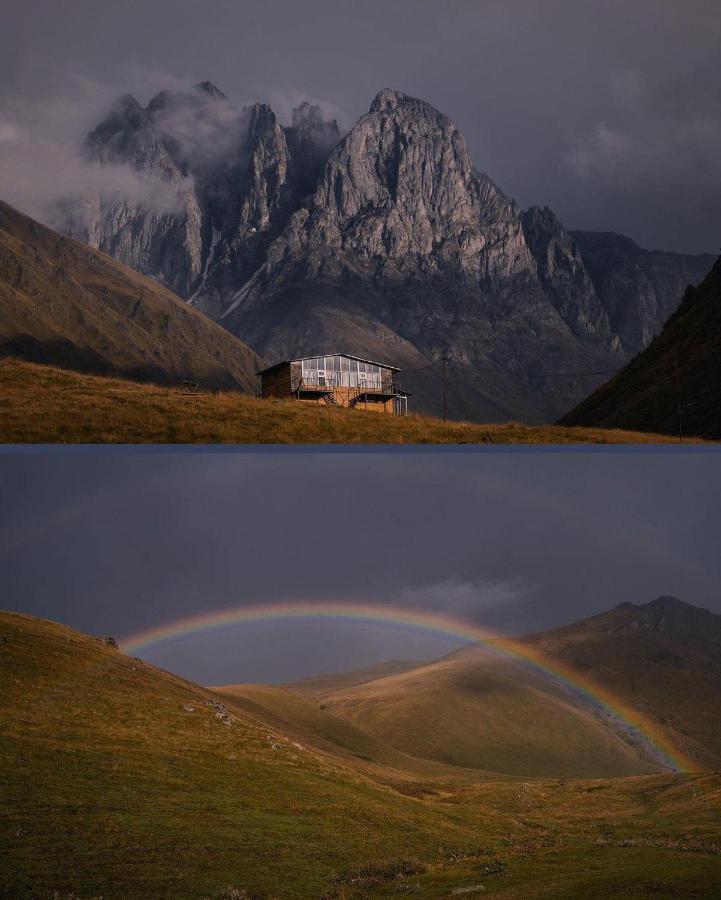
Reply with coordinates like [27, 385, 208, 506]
[65, 82, 341, 312]
[561, 256, 721, 438]
[60, 85, 714, 422]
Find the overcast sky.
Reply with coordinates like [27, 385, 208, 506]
[1, 450, 719, 684]
[0, 0, 720, 252]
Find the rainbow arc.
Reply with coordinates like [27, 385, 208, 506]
[120, 600, 695, 772]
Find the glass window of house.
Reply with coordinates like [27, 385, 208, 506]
[340, 357, 349, 371]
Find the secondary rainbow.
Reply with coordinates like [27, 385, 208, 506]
[120, 600, 695, 773]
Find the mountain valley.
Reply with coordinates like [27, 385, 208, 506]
[2, 597, 721, 897]
[55, 83, 715, 423]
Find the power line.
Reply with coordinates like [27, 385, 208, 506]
[674, 349, 683, 442]
[404, 357, 622, 380]
[541, 369, 621, 378]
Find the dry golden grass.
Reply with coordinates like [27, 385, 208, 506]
[0, 358, 703, 444]
[3, 610, 721, 898]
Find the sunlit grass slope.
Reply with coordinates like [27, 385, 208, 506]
[304, 647, 657, 778]
[0, 200, 262, 391]
[2, 611, 721, 897]
[522, 597, 721, 772]
[0, 357, 703, 444]
[304, 599, 721, 779]
[213, 682, 486, 785]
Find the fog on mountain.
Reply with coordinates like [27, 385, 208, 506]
[50, 84, 715, 423]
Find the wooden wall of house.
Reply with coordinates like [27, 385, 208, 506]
[261, 363, 294, 399]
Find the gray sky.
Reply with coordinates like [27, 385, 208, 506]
[1, 450, 719, 684]
[0, 0, 720, 252]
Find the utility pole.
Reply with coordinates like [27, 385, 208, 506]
[442, 352, 448, 422]
[674, 349, 683, 442]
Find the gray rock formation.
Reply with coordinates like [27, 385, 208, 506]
[570, 231, 715, 353]
[220, 89, 623, 420]
[521, 206, 616, 347]
[59, 84, 713, 422]
[64, 82, 341, 315]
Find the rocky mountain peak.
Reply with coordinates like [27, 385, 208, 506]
[369, 87, 413, 113]
[291, 101, 339, 134]
[605, 596, 721, 648]
[648, 595, 687, 610]
[85, 94, 147, 150]
[246, 102, 280, 134]
[295, 87, 532, 284]
[112, 93, 144, 117]
[194, 80, 227, 101]
[521, 205, 615, 344]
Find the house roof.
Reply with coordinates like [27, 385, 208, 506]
[256, 353, 402, 376]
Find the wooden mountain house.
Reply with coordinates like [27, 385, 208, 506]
[257, 353, 409, 414]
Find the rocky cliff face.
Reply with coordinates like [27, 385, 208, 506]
[220, 90, 623, 421]
[60, 84, 712, 422]
[561, 255, 721, 439]
[283, 88, 535, 284]
[521, 206, 616, 346]
[570, 231, 715, 353]
[63, 82, 341, 315]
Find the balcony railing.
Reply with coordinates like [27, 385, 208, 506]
[293, 373, 403, 394]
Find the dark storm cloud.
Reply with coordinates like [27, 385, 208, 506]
[1, 451, 719, 684]
[0, 0, 719, 252]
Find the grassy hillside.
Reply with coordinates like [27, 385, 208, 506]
[307, 598, 721, 780]
[561, 257, 721, 439]
[213, 682, 484, 783]
[2, 611, 721, 898]
[0, 357, 703, 444]
[306, 649, 657, 778]
[291, 659, 424, 696]
[0, 200, 263, 391]
[521, 597, 721, 772]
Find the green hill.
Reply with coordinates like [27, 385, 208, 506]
[2, 609, 721, 898]
[303, 647, 657, 779]
[305, 597, 721, 778]
[521, 596, 721, 771]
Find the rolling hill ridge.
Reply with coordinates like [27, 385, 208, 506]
[0, 200, 263, 390]
[277, 596, 721, 775]
[3, 604, 721, 897]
